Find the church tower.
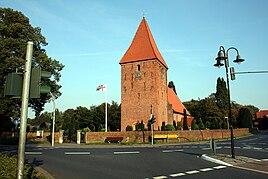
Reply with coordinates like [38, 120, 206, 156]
[119, 18, 169, 131]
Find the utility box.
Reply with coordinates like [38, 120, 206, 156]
[4, 73, 23, 97]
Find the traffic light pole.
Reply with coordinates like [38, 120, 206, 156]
[17, 41, 33, 179]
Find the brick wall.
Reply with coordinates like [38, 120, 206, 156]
[121, 60, 168, 131]
[86, 128, 250, 143]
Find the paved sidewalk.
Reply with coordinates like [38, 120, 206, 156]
[202, 154, 268, 175]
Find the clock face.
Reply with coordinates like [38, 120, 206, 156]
[136, 71, 141, 78]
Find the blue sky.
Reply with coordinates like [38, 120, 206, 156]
[1, 0, 268, 117]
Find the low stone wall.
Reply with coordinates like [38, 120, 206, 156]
[85, 128, 250, 143]
[0, 131, 60, 143]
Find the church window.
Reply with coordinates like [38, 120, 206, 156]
[137, 64, 140, 71]
[136, 64, 141, 78]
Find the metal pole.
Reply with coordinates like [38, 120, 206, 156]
[17, 41, 33, 179]
[50, 92, 56, 147]
[150, 104, 153, 145]
[105, 83, 108, 132]
[224, 59, 235, 159]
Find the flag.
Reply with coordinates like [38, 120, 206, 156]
[96, 84, 106, 91]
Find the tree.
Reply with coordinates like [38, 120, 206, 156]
[215, 77, 228, 116]
[0, 8, 64, 120]
[166, 124, 176, 131]
[191, 119, 199, 130]
[237, 107, 253, 128]
[168, 81, 177, 95]
[196, 118, 205, 130]
[183, 109, 189, 130]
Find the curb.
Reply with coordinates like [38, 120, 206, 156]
[201, 154, 233, 167]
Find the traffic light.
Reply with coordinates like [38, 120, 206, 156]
[230, 67, 236, 80]
[151, 115, 156, 124]
[4, 72, 23, 97]
[30, 67, 51, 98]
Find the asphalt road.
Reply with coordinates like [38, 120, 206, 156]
[1, 131, 268, 178]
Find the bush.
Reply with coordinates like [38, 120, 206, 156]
[0, 152, 44, 178]
[0, 136, 19, 145]
[126, 125, 133, 131]
[166, 124, 176, 131]
[82, 127, 91, 132]
[191, 120, 199, 130]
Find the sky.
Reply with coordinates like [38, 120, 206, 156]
[1, 0, 268, 117]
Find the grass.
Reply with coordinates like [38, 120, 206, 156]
[0, 152, 46, 179]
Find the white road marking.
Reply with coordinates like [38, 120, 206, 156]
[199, 168, 214, 172]
[153, 176, 167, 179]
[170, 173, 186, 177]
[25, 152, 42, 155]
[213, 165, 227, 169]
[114, 151, 140, 155]
[242, 147, 251, 149]
[64, 152, 90, 155]
[162, 149, 184, 153]
[202, 148, 211, 150]
[185, 170, 200, 174]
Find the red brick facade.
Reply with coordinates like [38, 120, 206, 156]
[119, 18, 192, 131]
[121, 60, 168, 131]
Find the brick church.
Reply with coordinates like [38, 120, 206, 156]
[119, 18, 192, 131]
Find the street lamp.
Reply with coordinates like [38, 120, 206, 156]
[214, 46, 245, 159]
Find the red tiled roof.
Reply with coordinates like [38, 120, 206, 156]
[119, 18, 168, 69]
[256, 110, 268, 119]
[168, 88, 191, 116]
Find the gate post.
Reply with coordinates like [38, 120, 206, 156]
[77, 130, 81, 144]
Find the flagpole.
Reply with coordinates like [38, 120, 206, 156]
[105, 83, 108, 132]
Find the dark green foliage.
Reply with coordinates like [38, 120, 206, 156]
[215, 77, 228, 115]
[191, 119, 199, 130]
[168, 81, 177, 95]
[126, 125, 133, 131]
[0, 136, 19, 145]
[177, 121, 182, 130]
[0, 8, 64, 118]
[166, 124, 176, 131]
[60, 101, 121, 139]
[135, 121, 145, 131]
[161, 121, 166, 131]
[237, 107, 253, 128]
[196, 118, 205, 130]
[0, 152, 44, 178]
[183, 109, 189, 130]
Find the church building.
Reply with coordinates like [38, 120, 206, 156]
[119, 18, 192, 131]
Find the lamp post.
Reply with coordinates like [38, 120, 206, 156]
[214, 46, 245, 159]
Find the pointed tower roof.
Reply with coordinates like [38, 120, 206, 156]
[119, 18, 168, 69]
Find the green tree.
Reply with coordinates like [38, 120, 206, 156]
[191, 119, 199, 130]
[196, 118, 205, 130]
[215, 77, 228, 115]
[0, 8, 64, 120]
[183, 109, 189, 130]
[166, 124, 176, 131]
[237, 107, 253, 128]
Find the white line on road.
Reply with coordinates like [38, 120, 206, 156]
[25, 152, 42, 155]
[199, 168, 214, 172]
[162, 149, 184, 153]
[170, 173, 186, 177]
[153, 176, 167, 179]
[242, 147, 251, 149]
[114, 151, 140, 155]
[202, 148, 211, 150]
[64, 152, 90, 155]
[213, 165, 227, 169]
[185, 170, 200, 174]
